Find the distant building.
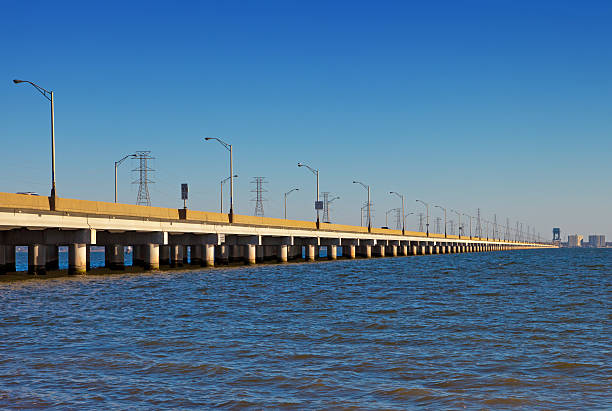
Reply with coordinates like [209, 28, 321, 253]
[568, 235, 583, 248]
[588, 235, 606, 248]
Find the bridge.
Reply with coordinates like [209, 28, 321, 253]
[0, 192, 555, 275]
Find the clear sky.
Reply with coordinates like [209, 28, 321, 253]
[1, 0, 611, 241]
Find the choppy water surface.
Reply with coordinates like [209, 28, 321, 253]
[1, 249, 610, 409]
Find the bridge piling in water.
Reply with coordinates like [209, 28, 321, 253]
[0, 193, 556, 276]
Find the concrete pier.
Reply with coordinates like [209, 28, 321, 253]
[28, 244, 46, 274]
[191, 245, 203, 266]
[46, 245, 59, 270]
[144, 244, 160, 270]
[160, 245, 170, 266]
[106, 245, 125, 270]
[307, 244, 316, 261]
[245, 244, 256, 265]
[374, 244, 385, 257]
[171, 245, 184, 267]
[69, 243, 87, 274]
[328, 245, 337, 260]
[204, 244, 215, 266]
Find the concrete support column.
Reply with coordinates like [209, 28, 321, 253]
[328, 245, 337, 260]
[28, 244, 46, 275]
[306, 244, 316, 261]
[427, 245, 433, 255]
[106, 245, 125, 270]
[373, 245, 385, 257]
[191, 245, 203, 266]
[160, 245, 170, 266]
[345, 244, 356, 259]
[69, 243, 87, 274]
[215, 244, 229, 265]
[245, 244, 256, 265]
[86, 245, 92, 271]
[440, 245, 446, 254]
[401, 245, 408, 256]
[44, 245, 59, 271]
[363, 245, 372, 258]
[278, 244, 288, 263]
[452, 245, 457, 253]
[144, 244, 160, 270]
[131, 245, 141, 267]
[229, 245, 242, 263]
[255, 245, 264, 263]
[0, 245, 9, 274]
[418, 245, 425, 255]
[389, 245, 398, 257]
[434, 245, 439, 254]
[183, 246, 190, 265]
[410, 245, 417, 255]
[204, 244, 215, 267]
[171, 245, 184, 267]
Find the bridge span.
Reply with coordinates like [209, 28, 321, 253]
[0, 192, 555, 275]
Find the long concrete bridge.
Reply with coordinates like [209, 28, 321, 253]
[0, 192, 555, 275]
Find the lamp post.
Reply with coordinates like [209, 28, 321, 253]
[13, 79, 56, 198]
[404, 212, 414, 230]
[390, 191, 405, 235]
[434, 205, 447, 238]
[297, 163, 320, 226]
[284, 188, 299, 219]
[451, 209, 462, 239]
[220, 174, 238, 213]
[114, 154, 137, 203]
[416, 199, 429, 236]
[353, 181, 371, 232]
[205, 137, 234, 220]
[385, 208, 395, 228]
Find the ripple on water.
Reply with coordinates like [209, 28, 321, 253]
[0, 248, 610, 408]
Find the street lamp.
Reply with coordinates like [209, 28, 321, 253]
[284, 188, 299, 219]
[298, 163, 320, 226]
[390, 191, 405, 235]
[451, 209, 462, 239]
[434, 205, 447, 238]
[114, 154, 137, 203]
[353, 181, 371, 232]
[13, 79, 56, 198]
[204, 137, 234, 220]
[385, 208, 396, 228]
[416, 199, 429, 236]
[220, 174, 238, 213]
[404, 212, 415, 230]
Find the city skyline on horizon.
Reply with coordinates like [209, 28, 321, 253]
[1, 1, 611, 239]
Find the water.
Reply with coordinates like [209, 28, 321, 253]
[1, 249, 610, 408]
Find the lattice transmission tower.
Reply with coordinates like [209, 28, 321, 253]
[322, 192, 340, 223]
[435, 217, 441, 234]
[505, 218, 510, 241]
[418, 213, 424, 232]
[394, 208, 401, 230]
[476, 208, 482, 238]
[251, 177, 267, 217]
[132, 151, 154, 206]
[493, 214, 498, 240]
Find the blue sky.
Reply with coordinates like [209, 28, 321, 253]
[1, 0, 611, 240]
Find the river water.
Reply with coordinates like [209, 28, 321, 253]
[1, 248, 610, 408]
